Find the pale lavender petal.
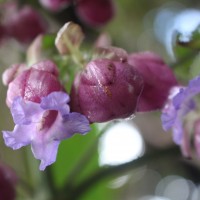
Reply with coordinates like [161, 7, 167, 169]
[161, 112, 176, 131]
[11, 97, 43, 125]
[31, 138, 60, 170]
[57, 112, 90, 139]
[41, 91, 70, 115]
[2, 124, 35, 150]
[172, 119, 184, 144]
[44, 112, 90, 140]
[161, 76, 199, 145]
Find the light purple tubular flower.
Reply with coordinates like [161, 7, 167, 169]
[39, 0, 71, 12]
[5, 6, 46, 43]
[70, 58, 144, 123]
[2, 91, 90, 170]
[128, 52, 178, 112]
[76, 0, 115, 27]
[161, 76, 200, 145]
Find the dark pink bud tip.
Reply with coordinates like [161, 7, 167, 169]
[70, 58, 144, 123]
[6, 60, 63, 107]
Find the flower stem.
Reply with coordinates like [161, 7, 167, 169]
[63, 35, 85, 68]
[61, 123, 113, 190]
[60, 146, 180, 200]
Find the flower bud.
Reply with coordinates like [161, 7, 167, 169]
[94, 32, 111, 48]
[76, 0, 115, 27]
[6, 60, 63, 107]
[2, 63, 27, 86]
[5, 6, 46, 43]
[0, 164, 17, 200]
[128, 52, 178, 112]
[70, 58, 144, 123]
[27, 34, 44, 66]
[55, 22, 84, 55]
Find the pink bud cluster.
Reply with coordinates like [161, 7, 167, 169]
[0, 3, 46, 44]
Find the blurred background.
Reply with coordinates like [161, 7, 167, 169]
[1, 0, 200, 199]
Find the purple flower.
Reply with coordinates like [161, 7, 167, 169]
[161, 76, 200, 145]
[2, 91, 90, 170]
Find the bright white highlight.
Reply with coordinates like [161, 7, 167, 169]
[98, 122, 144, 166]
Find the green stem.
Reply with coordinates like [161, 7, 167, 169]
[63, 35, 85, 68]
[45, 167, 58, 199]
[63, 146, 180, 200]
[61, 123, 113, 191]
[170, 49, 199, 68]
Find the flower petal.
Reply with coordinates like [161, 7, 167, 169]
[55, 112, 91, 140]
[2, 124, 35, 150]
[31, 138, 60, 170]
[11, 97, 43, 125]
[41, 91, 70, 116]
[45, 112, 90, 140]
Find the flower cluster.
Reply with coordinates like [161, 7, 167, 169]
[39, 0, 115, 27]
[0, 2, 46, 44]
[2, 60, 90, 170]
[1, 22, 178, 170]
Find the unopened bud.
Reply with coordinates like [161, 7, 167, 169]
[55, 22, 84, 55]
[70, 58, 144, 123]
[128, 52, 178, 112]
[6, 60, 63, 107]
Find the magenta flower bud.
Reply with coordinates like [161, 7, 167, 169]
[128, 52, 178, 112]
[5, 6, 46, 43]
[70, 58, 144, 123]
[6, 60, 63, 107]
[0, 164, 17, 200]
[76, 0, 115, 27]
[39, 0, 71, 12]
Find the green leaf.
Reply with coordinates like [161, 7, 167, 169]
[51, 124, 99, 189]
[80, 179, 115, 200]
[190, 52, 200, 78]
